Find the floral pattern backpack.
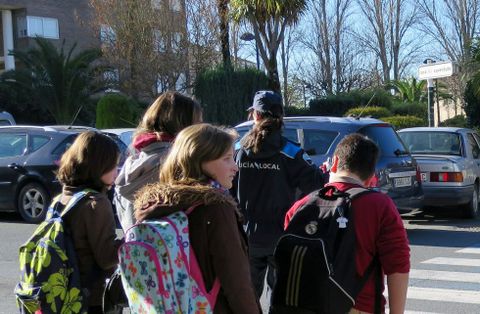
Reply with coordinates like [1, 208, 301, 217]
[119, 205, 221, 314]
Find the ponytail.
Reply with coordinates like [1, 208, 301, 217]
[241, 112, 283, 154]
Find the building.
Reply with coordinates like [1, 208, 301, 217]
[0, 0, 99, 73]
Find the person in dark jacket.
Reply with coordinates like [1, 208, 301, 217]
[134, 123, 261, 314]
[231, 90, 328, 299]
[56, 131, 124, 313]
[114, 91, 203, 231]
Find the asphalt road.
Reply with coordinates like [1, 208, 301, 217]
[1, 209, 480, 314]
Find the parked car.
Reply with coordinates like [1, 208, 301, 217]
[0, 111, 15, 126]
[398, 127, 480, 218]
[0, 125, 128, 223]
[102, 128, 135, 155]
[235, 116, 423, 213]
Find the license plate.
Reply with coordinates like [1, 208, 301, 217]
[420, 172, 427, 182]
[394, 176, 411, 187]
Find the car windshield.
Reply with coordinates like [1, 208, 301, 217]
[398, 131, 461, 155]
[359, 125, 408, 157]
[0, 133, 27, 157]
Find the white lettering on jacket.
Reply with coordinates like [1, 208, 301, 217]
[239, 161, 281, 170]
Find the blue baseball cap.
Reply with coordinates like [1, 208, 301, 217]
[247, 90, 283, 117]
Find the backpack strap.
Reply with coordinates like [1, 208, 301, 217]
[60, 188, 98, 218]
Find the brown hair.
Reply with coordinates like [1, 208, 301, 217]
[159, 123, 237, 184]
[57, 131, 119, 191]
[241, 111, 283, 154]
[135, 91, 202, 138]
[334, 133, 379, 180]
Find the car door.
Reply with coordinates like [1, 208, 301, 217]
[0, 132, 28, 210]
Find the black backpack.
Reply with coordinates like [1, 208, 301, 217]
[270, 186, 381, 314]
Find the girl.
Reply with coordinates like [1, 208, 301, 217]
[56, 131, 123, 314]
[232, 90, 328, 298]
[134, 123, 261, 314]
[114, 91, 203, 231]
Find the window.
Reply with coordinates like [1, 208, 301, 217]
[467, 133, 480, 159]
[152, 0, 162, 9]
[154, 30, 166, 52]
[170, 0, 181, 12]
[0, 133, 27, 158]
[100, 25, 116, 43]
[398, 131, 461, 156]
[52, 135, 77, 157]
[19, 16, 59, 39]
[303, 130, 338, 155]
[171, 32, 182, 51]
[360, 125, 406, 157]
[30, 135, 50, 152]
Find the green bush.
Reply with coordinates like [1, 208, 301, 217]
[463, 80, 480, 127]
[309, 88, 393, 117]
[390, 101, 427, 121]
[194, 66, 269, 125]
[95, 94, 139, 128]
[439, 115, 468, 127]
[382, 115, 425, 130]
[344, 106, 392, 118]
[285, 106, 310, 116]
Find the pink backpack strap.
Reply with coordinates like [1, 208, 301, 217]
[186, 203, 221, 308]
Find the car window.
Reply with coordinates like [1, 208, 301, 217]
[0, 120, 12, 126]
[283, 128, 299, 143]
[467, 133, 480, 159]
[51, 135, 77, 157]
[359, 125, 407, 157]
[30, 135, 51, 152]
[398, 131, 461, 155]
[303, 130, 338, 155]
[0, 133, 27, 157]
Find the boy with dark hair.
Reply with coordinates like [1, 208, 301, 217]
[284, 133, 410, 314]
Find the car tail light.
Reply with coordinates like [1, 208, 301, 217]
[416, 165, 421, 182]
[430, 172, 463, 182]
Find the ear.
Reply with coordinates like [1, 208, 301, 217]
[330, 155, 339, 173]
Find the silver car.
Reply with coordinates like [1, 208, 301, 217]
[398, 127, 480, 218]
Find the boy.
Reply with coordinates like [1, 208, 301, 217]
[284, 134, 410, 314]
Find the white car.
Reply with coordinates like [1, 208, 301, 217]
[398, 127, 480, 218]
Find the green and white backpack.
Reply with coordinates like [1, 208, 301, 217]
[14, 189, 96, 314]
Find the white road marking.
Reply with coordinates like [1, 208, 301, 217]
[421, 257, 480, 267]
[409, 268, 480, 283]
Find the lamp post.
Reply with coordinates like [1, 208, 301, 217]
[240, 32, 260, 70]
[423, 58, 435, 127]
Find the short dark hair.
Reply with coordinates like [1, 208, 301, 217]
[57, 131, 119, 191]
[334, 133, 379, 180]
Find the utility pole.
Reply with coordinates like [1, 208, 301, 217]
[424, 59, 435, 127]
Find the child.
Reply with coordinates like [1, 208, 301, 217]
[114, 91, 203, 231]
[134, 123, 261, 314]
[56, 131, 124, 314]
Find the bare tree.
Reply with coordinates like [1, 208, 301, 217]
[280, 26, 302, 107]
[89, 0, 188, 99]
[355, 0, 419, 83]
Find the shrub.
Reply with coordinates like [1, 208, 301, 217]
[439, 115, 468, 127]
[463, 80, 480, 127]
[344, 106, 392, 118]
[309, 88, 393, 117]
[285, 106, 310, 116]
[194, 66, 269, 125]
[382, 115, 425, 130]
[390, 101, 427, 122]
[95, 94, 139, 128]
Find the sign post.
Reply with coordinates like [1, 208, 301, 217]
[418, 60, 458, 127]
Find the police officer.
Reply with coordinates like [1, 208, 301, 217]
[232, 90, 328, 299]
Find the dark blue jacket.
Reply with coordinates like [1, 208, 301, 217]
[232, 130, 327, 249]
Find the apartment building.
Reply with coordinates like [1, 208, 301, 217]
[0, 0, 99, 72]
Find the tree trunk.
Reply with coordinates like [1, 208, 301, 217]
[217, 0, 231, 69]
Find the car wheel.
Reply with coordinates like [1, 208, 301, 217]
[464, 183, 479, 219]
[17, 183, 50, 223]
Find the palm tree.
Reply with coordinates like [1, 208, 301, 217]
[217, 0, 232, 69]
[1, 37, 102, 124]
[230, 0, 307, 93]
[389, 77, 426, 103]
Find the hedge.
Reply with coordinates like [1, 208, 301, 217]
[95, 94, 139, 128]
[439, 115, 468, 127]
[194, 66, 269, 126]
[382, 115, 425, 130]
[344, 106, 392, 118]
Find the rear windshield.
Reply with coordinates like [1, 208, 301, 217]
[398, 131, 461, 155]
[359, 125, 407, 157]
[303, 129, 338, 155]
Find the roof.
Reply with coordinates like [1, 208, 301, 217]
[0, 125, 95, 134]
[235, 115, 386, 128]
[398, 126, 471, 133]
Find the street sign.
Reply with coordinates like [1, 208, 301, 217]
[418, 61, 457, 80]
